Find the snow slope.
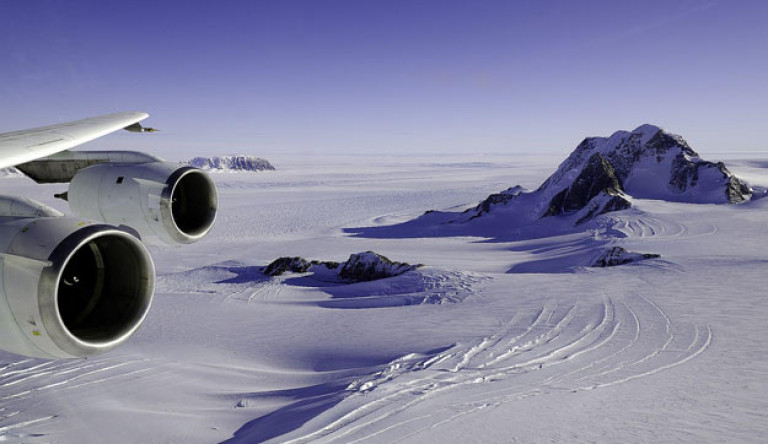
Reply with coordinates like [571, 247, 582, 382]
[0, 153, 766, 443]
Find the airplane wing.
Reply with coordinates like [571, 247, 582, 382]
[0, 111, 218, 359]
[0, 112, 150, 169]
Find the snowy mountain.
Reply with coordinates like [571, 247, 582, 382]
[538, 123, 750, 204]
[462, 124, 751, 225]
[188, 156, 275, 172]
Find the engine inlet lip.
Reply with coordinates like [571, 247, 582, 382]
[159, 166, 218, 244]
[38, 225, 155, 357]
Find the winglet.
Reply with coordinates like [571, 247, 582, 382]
[124, 122, 159, 133]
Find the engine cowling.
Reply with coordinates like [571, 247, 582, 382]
[0, 214, 155, 359]
[68, 162, 218, 244]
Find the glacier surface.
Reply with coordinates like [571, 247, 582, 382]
[0, 151, 765, 443]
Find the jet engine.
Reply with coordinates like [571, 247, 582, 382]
[0, 198, 154, 359]
[67, 162, 218, 244]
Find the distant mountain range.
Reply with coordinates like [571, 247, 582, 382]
[188, 156, 275, 172]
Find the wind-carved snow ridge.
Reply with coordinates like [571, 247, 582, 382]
[188, 156, 275, 172]
[275, 294, 712, 444]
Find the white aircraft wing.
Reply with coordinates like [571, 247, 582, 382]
[0, 112, 150, 169]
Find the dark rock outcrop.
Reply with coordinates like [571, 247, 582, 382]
[574, 191, 632, 225]
[263, 252, 420, 282]
[338, 251, 421, 282]
[723, 163, 752, 203]
[591, 247, 660, 267]
[467, 185, 526, 218]
[264, 257, 339, 276]
[543, 153, 624, 217]
[263, 257, 314, 276]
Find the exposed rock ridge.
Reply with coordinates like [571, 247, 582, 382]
[189, 156, 275, 172]
[467, 185, 526, 219]
[543, 153, 626, 218]
[263, 251, 420, 282]
[591, 247, 660, 267]
[338, 251, 420, 282]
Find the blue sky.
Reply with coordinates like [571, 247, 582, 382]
[1, 0, 767, 157]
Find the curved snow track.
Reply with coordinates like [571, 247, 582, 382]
[604, 212, 717, 240]
[274, 293, 711, 443]
[0, 355, 156, 442]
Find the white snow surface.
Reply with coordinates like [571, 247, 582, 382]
[0, 154, 767, 443]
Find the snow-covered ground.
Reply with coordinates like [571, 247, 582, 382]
[1, 153, 767, 443]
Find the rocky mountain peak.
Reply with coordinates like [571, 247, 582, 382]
[631, 123, 662, 139]
[541, 124, 749, 206]
[459, 124, 751, 228]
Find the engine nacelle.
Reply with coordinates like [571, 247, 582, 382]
[68, 162, 218, 244]
[0, 213, 154, 359]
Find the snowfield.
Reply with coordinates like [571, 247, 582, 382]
[1, 153, 767, 443]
